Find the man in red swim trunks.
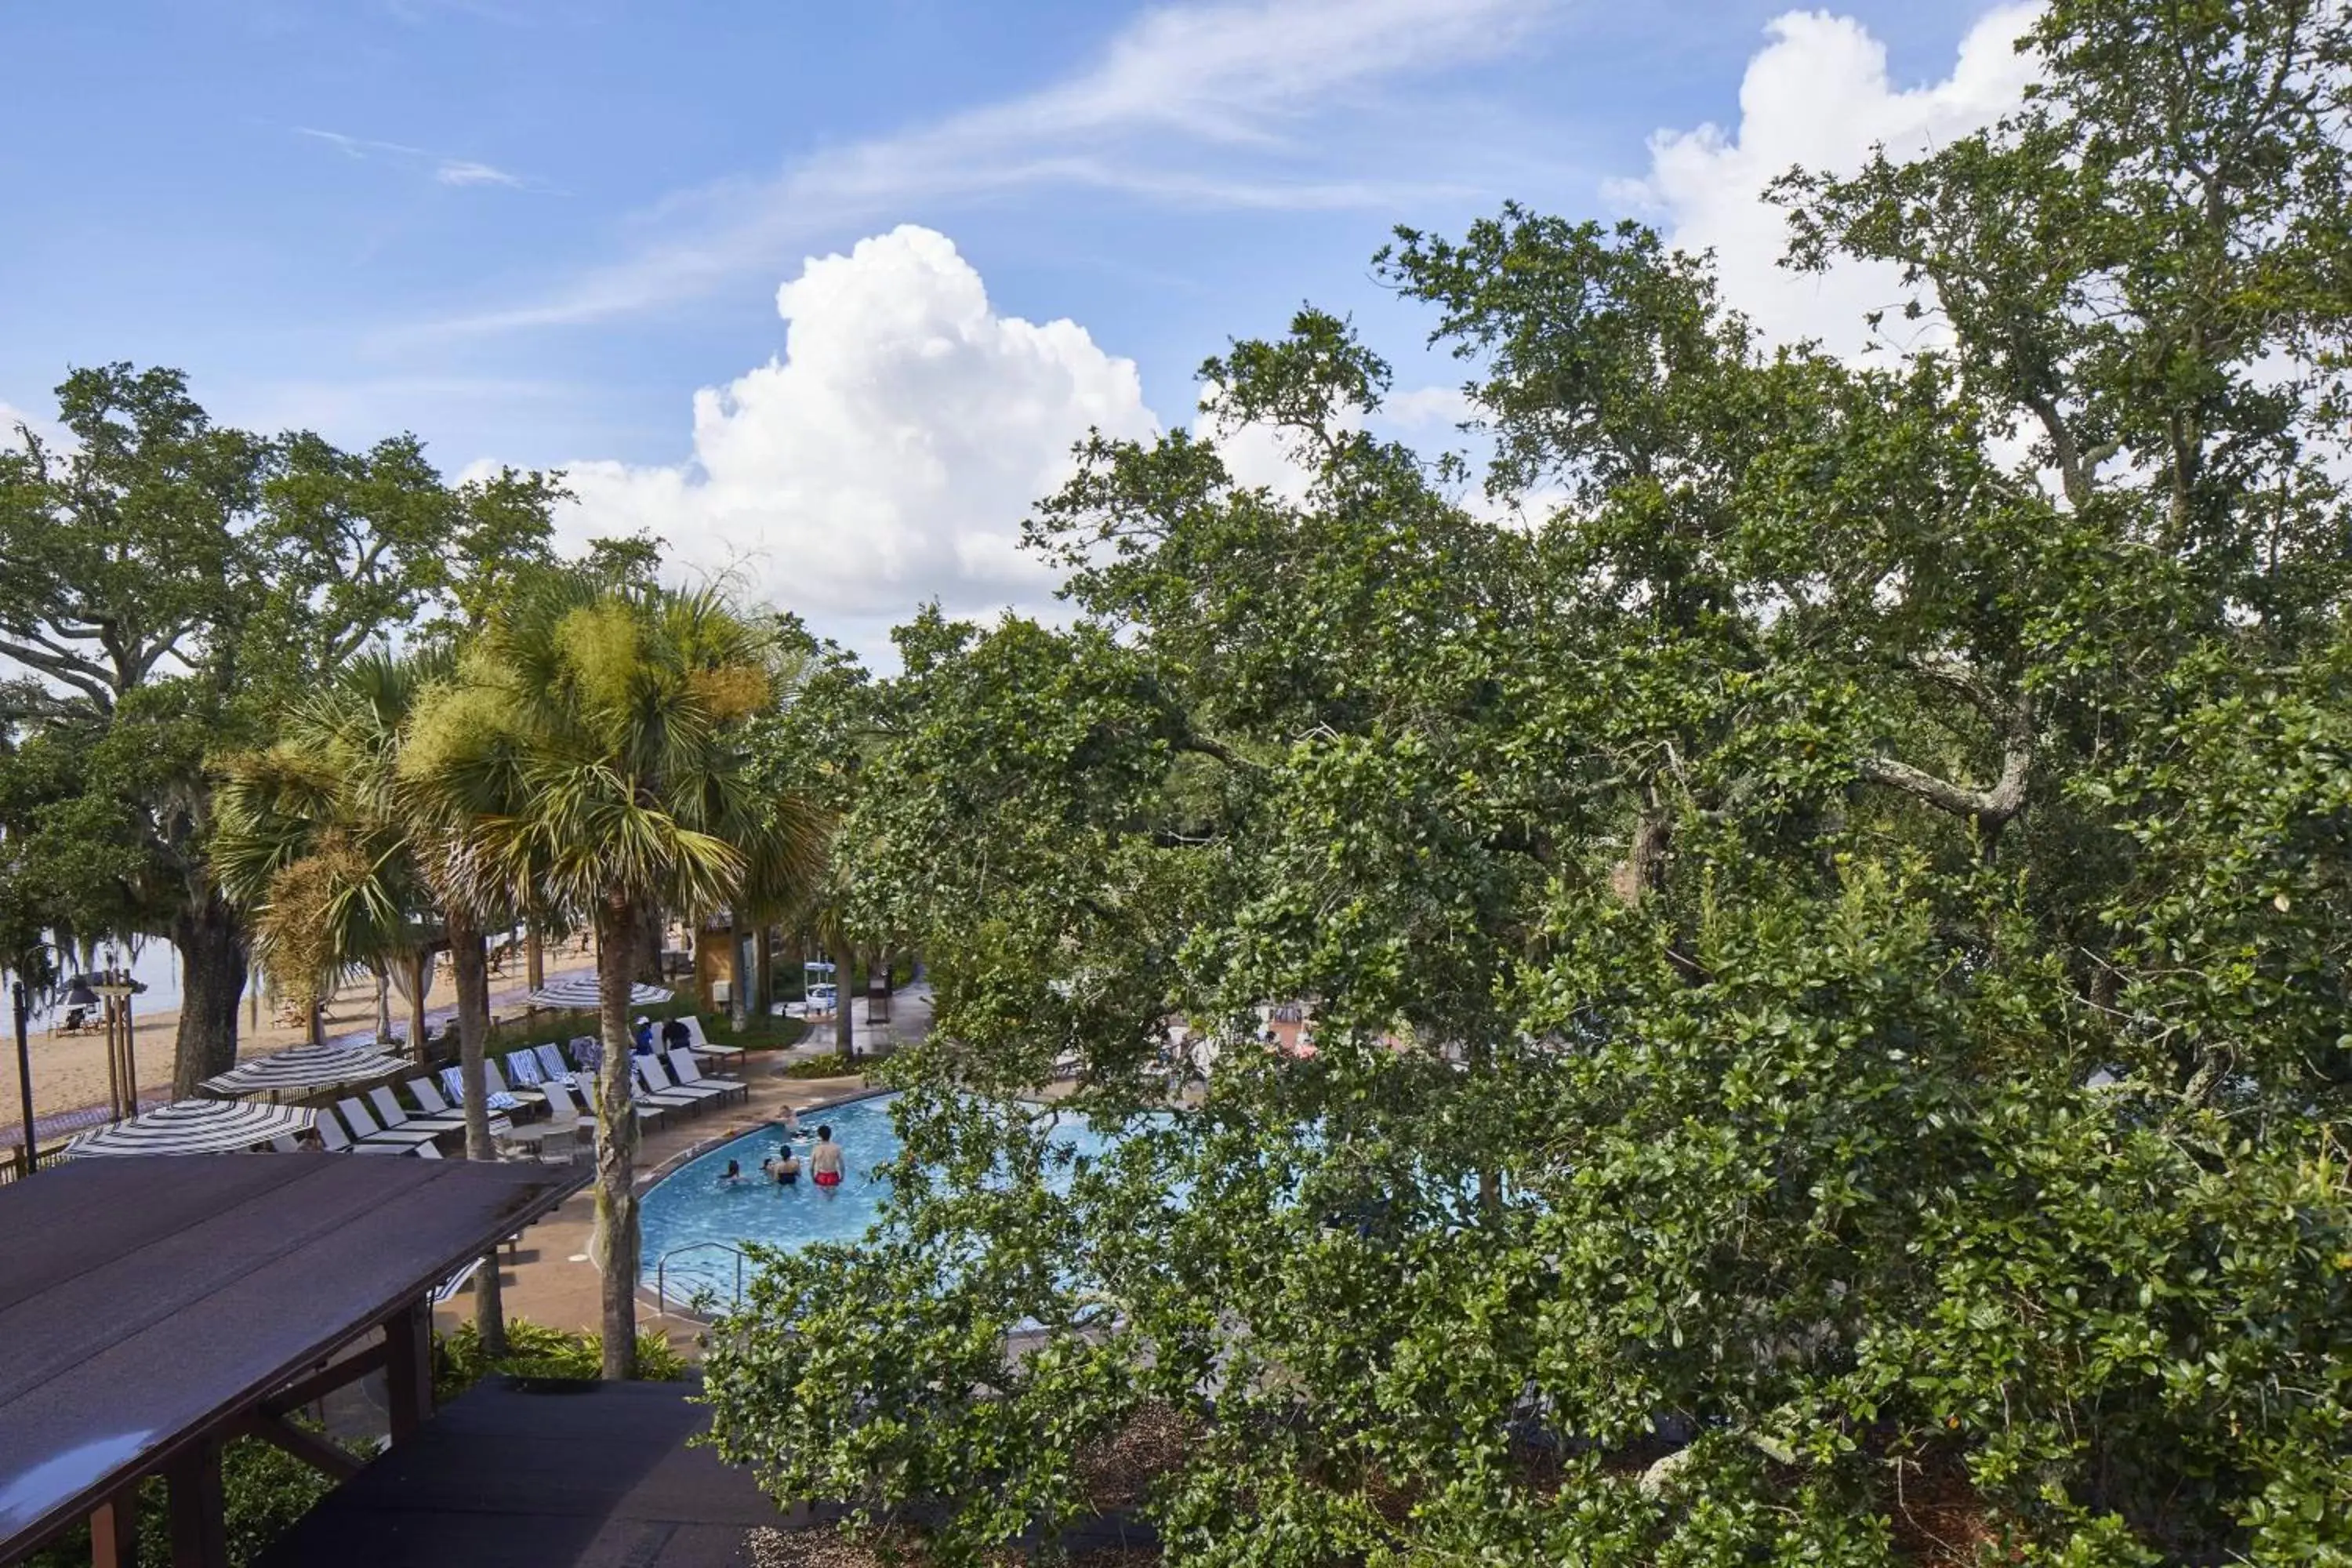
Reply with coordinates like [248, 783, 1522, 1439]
[810, 1125, 845, 1189]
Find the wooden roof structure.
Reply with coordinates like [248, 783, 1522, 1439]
[0, 1154, 578, 1566]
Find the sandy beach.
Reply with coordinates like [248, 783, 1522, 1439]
[16, 941, 606, 1138]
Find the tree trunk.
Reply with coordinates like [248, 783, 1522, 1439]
[593, 898, 642, 1380]
[448, 914, 507, 1359]
[404, 949, 434, 1066]
[524, 927, 544, 993]
[727, 911, 749, 1032]
[833, 949, 855, 1060]
[170, 894, 248, 1096]
[372, 968, 394, 1043]
[633, 904, 665, 987]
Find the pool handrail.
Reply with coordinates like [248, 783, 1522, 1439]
[655, 1238, 749, 1319]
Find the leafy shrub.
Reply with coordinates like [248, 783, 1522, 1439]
[434, 1316, 691, 1399]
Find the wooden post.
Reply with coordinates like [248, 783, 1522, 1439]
[164, 1441, 227, 1568]
[383, 1297, 433, 1442]
[89, 1489, 139, 1568]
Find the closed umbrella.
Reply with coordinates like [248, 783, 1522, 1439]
[199, 1042, 408, 1099]
[62, 1098, 316, 1158]
[527, 975, 673, 1010]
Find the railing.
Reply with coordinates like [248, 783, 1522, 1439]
[0, 1140, 69, 1185]
[654, 1240, 748, 1319]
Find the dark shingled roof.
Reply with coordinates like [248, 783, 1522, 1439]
[0, 1153, 575, 1558]
[254, 1379, 796, 1567]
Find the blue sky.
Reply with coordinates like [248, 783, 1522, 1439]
[0, 0, 2029, 652]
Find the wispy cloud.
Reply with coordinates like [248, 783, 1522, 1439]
[297, 126, 535, 191]
[420, 0, 1562, 336]
[435, 159, 525, 188]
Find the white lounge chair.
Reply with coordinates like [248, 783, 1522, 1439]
[643, 1052, 730, 1107]
[677, 1014, 743, 1064]
[667, 1048, 746, 1105]
[337, 1096, 441, 1149]
[370, 1084, 465, 1138]
[631, 1055, 706, 1114]
[439, 1063, 519, 1116]
[321, 1105, 410, 1156]
[538, 1042, 586, 1087]
[481, 1057, 546, 1109]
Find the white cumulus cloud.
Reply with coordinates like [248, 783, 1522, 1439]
[555, 226, 1157, 644]
[1611, 4, 2042, 356]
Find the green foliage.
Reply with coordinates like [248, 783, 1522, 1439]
[0, 364, 561, 1084]
[432, 1316, 691, 1402]
[702, 5, 2352, 1563]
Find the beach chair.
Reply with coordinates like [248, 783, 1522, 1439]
[631, 1054, 707, 1114]
[503, 1049, 544, 1089]
[667, 1048, 747, 1105]
[677, 1014, 743, 1065]
[370, 1084, 465, 1138]
[319, 1105, 408, 1156]
[269, 1133, 301, 1153]
[642, 1051, 730, 1108]
[570, 1035, 604, 1073]
[416, 1142, 444, 1159]
[439, 1064, 519, 1116]
[429, 1254, 482, 1304]
[338, 1096, 441, 1150]
[409, 1076, 467, 1123]
[536, 1076, 599, 1132]
[481, 1057, 546, 1109]
[538, 1043, 584, 1087]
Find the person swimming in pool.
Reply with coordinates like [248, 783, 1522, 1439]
[810, 1125, 844, 1189]
[763, 1148, 801, 1185]
[719, 1159, 745, 1186]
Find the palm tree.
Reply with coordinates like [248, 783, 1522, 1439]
[402, 575, 827, 1377]
[215, 652, 516, 1355]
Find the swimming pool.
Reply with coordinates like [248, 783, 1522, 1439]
[637, 1093, 1127, 1307]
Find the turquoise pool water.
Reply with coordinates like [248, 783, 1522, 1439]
[637, 1094, 1127, 1306]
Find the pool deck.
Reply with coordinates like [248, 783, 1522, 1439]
[434, 1053, 893, 1359]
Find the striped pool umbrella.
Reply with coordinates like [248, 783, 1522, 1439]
[62, 1098, 317, 1158]
[199, 1042, 409, 1098]
[527, 975, 673, 1010]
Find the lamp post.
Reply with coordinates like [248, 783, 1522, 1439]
[12, 978, 32, 1178]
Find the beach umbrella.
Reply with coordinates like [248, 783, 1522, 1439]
[62, 1098, 317, 1158]
[198, 1042, 408, 1098]
[527, 975, 673, 1010]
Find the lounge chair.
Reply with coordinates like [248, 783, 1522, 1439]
[538, 1042, 585, 1087]
[667, 1048, 747, 1105]
[630, 1055, 706, 1114]
[321, 1105, 412, 1156]
[481, 1057, 546, 1109]
[439, 1063, 520, 1116]
[642, 1052, 730, 1107]
[677, 1014, 743, 1065]
[370, 1084, 465, 1138]
[429, 1254, 482, 1303]
[269, 1134, 302, 1153]
[338, 1096, 442, 1150]
[409, 1076, 467, 1123]
[536, 1076, 600, 1132]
